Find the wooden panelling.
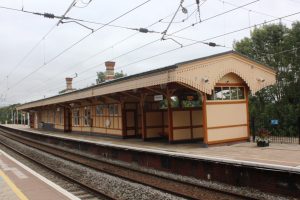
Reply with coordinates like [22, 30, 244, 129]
[172, 110, 190, 127]
[173, 129, 191, 140]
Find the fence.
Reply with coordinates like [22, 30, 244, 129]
[251, 116, 300, 144]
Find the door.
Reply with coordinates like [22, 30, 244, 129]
[64, 108, 72, 132]
[125, 110, 137, 137]
[29, 113, 35, 128]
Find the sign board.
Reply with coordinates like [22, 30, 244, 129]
[271, 119, 279, 125]
[154, 94, 163, 101]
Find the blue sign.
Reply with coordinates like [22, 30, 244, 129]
[271, 119, 279, 125]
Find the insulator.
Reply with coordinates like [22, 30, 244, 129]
[139, 28, 149, 33]
[208, 42, 217, 47]
[43, 13, 55, 19]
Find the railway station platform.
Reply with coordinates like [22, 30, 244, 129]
[0, 147, 78, 200]
[2, 124, 300, 171]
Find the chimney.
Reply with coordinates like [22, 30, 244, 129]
[65, 77, 73, 90]
[105, 61, 115, 81]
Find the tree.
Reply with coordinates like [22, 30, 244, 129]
[234, 22, 300, 136]
[96, 70, 127, 84]
[114, 70, 127, 79]
[0, 104, 20, 124]
[96, 72, 106, 84]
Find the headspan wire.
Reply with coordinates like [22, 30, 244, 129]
[12, 0, 262, 102]
[23, 2, 198, 94]
[0, 0, 79, 91]
[4, 0, 152, 93]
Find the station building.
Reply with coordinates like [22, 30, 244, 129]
[17, 51, 276, 146]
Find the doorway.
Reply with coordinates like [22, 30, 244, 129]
[64, 108, 72, 132]
[125, 110, 137, 137]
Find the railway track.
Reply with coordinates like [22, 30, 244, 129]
[0, 127, 261, 199]
[0, 138, 111, 200]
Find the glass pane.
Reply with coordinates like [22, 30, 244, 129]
[231, 87, 238, 100]
[109, 105, 114, 115]
[238, 87, 245, 99]
[171, 96, 179, 108]
[159, 100, 168, 109]
[114, 104, 119, 115]
[214, 87, 222, 100]
[207, 93, 214, 100]
[96, 105, 104, 116]
[222, 87, 230, 100]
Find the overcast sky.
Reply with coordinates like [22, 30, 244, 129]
[0, 0, 299, 106]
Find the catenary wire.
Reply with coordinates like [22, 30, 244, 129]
[21, 2, 201, 93]
[0, 0, 78, 90]
[9, 0, 259, 99]
[14, 10, 300, 103]
[5, 0, 152, 92]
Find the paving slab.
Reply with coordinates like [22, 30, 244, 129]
[0, 147, 79, 200]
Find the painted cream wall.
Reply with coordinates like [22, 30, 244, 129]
[207, 126, 248, 142]
[206, 103, 247, 127]
[192, 110, 202, 126]
[173, 129, 191, 140]
[173, 110, 190, 127]
[145, 111, 164, 138]
[172, 109, 203, 141]
[192, 110, 203, 139]
[173, 110, 190, 140]
[193, 127, 203, 138]
[205, 101, 248, 143]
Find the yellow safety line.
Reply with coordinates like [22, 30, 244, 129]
[0, 170, 29, 200]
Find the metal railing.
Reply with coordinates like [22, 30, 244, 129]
[251, 116, 300, 144]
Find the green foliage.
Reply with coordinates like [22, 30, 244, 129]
[96, 70, 127, 84]
[0, 104, 19, 124]
[114, 70, 127, 79]
[234, 22, 300, 136]
[96, 71, 106, 84]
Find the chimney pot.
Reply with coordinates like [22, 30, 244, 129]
[65, 77, 73, 90]
[105, 61, 115, 81]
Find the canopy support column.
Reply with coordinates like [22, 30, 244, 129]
[140, 93, 147, 140]
[166, 88, 175, 143]
[202, 93, 208, 147]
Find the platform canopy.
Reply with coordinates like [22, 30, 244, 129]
[17, 51, 276, 111]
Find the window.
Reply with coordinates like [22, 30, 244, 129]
[238, 87, 245, 99]
[222, 87, 231, 100]
[159, 96, 179, 109]
[208, 86, 245, 101]
[109, 104, 119, 116]
[213, 87, 223, 100]
[73, 109, 80, 126]
[231, 87, 238, 100]
[84, 107, 91, 126]
[96, 104, 105, 116]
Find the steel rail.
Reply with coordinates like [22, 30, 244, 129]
[0, 127, 256, 200]
[0, 134, 112, 200]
